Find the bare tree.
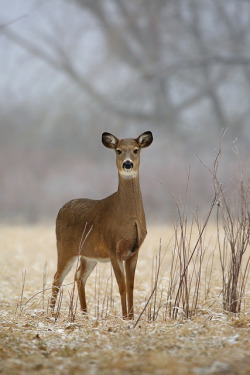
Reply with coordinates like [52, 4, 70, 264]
[2, 0, 250, 132]
[1, 0, 250, 222]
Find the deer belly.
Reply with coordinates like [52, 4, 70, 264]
[83, 255, 110, 263]
[82, 242, 110, 263]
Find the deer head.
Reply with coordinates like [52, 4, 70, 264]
[102, 131, 153, 178]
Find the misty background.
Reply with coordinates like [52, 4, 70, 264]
[1, 0, 249, 224]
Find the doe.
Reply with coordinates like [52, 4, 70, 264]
[50, 131, 153, 319]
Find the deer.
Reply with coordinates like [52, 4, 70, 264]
[50, 131, 153, 319]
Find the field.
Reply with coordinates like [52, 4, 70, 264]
[0, 224, 250, 375]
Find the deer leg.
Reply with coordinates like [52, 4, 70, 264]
[110, 257, 127, 319]
[125, 252, 139, 320]
[75, 257, 97, 313]
[50, 255, 77, 310]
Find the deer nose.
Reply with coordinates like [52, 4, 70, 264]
[123, 160, 133, 171]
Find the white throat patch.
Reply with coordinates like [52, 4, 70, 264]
[119, 170, 138, 178]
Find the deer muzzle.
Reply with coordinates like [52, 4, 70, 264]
[122, 160, 133, 172]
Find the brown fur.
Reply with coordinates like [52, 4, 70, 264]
[50, 131, 153, 319]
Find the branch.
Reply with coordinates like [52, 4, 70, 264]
[2, 20, 250, 124]
[1, 24, 151, 121]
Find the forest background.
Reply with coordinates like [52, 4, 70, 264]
[1, 0, 250, 223]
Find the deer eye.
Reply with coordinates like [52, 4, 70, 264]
[116, 149, 122, 155]
[133, 149, 139, 154]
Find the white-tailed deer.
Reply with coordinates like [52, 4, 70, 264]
[50, 131, 153, 319]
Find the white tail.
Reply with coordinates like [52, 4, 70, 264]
[50, 131, 153, 319]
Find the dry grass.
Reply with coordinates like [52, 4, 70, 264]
[0, 224, 250, 375]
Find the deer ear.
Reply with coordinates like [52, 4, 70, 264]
[102, 132, 118, 149]
[137, 131, 153, 148]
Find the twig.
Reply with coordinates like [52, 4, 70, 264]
[134, 240, 162, 328]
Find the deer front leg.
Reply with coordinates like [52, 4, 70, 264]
[110, 256, 127, 319]
[125, 252, 138, 320]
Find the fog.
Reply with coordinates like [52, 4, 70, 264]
[1, 0, 249, 223]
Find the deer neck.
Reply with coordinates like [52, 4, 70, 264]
[116, 174, 144, 218]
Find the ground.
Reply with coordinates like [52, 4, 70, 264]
[0, 225, 249, 375]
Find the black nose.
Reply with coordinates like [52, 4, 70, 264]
[123, 160, 133, 170]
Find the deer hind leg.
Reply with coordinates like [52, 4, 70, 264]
[75, 257, 97, 313]
[125, 252, 139, 320]
[50, 255, 77, 310]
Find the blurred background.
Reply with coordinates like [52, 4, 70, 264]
[1, 0, 249, 224]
